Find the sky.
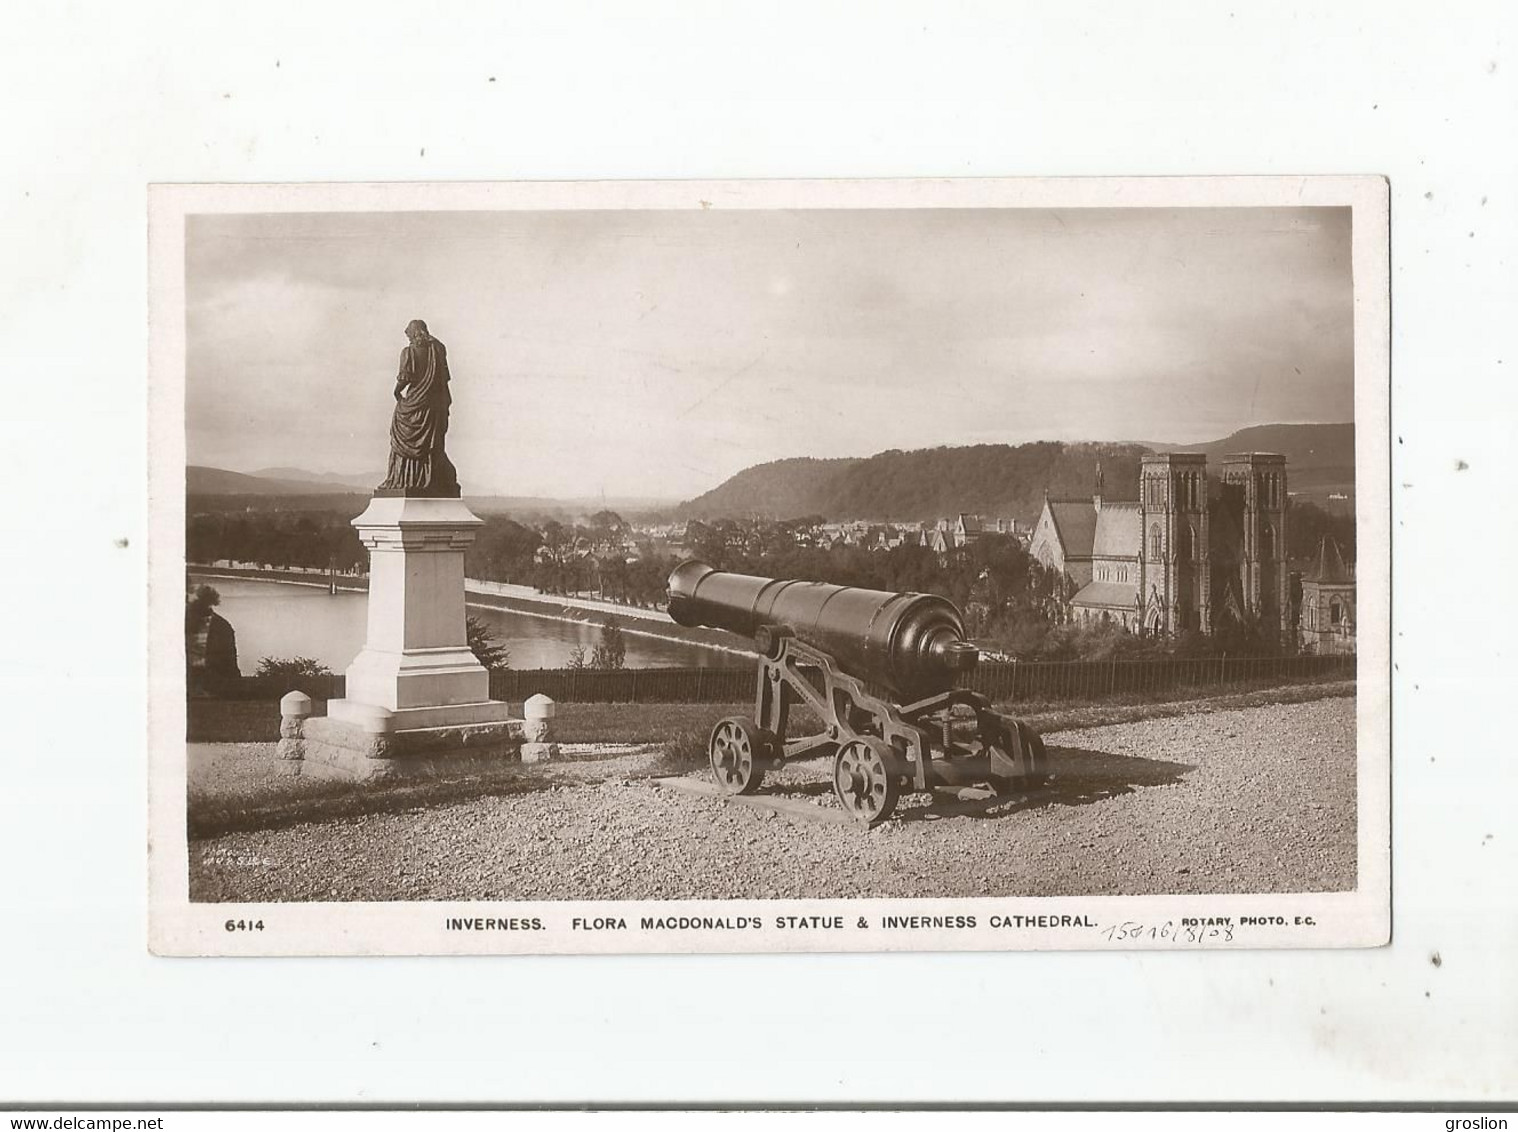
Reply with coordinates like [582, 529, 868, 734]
[185, 206, 1354, 501]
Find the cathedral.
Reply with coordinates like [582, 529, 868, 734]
[1029, 452, 1291, 637]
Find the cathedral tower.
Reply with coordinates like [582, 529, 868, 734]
[1221, 452, 1289, 636]
[1138, 453, 1210, 634]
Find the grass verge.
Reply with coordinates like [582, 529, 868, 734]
[187, 680, 1356, 838]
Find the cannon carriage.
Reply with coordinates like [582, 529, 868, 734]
[667, 561, 1050, 825]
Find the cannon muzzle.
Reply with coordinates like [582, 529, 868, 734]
[667, 559, 979, 700]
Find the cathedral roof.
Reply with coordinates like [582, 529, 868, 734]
[1308, 536, 1353, 584]
[1070, 581, 1139, 609]
[1046, 499, 1098, 558]
[1092, 501, 1141, 558]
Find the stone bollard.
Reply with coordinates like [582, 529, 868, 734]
[520, 693, 559, 764]
[276, 690, 312, 775]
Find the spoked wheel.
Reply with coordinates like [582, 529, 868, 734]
[709, 716, 766, 795]
[833, 738, 901, 826]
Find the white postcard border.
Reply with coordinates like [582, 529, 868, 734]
[148, 175, 1390, 956]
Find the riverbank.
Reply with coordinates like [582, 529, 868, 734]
[188, 564, 747, 656]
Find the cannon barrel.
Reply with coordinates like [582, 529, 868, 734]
[667, 560, 979, 699]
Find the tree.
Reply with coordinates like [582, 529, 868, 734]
[590, 618, 627, 670]
[466, 517, 541, 584]
[1210, 608, 1284, 657]
[597, 552, 632, 603]
[588, 510, 628, 552]
[254, 656, 332, 678]
[629, 554, 675, 608]
[1286, 499, 1356, 567]
[537, 520, 592, 594]
[465, 615, 511, 670]
[682, 519, 729, 567]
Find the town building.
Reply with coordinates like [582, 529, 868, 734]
[1030, 453, 1292, 637]
[952, 513, 983, 547]
[1298, 536, 1356, 654]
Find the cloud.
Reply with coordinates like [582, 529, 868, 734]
[185, 207, 1354, 498]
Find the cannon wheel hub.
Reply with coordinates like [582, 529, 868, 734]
[833, 738, 901, 826]
[709, 716, 767, 795]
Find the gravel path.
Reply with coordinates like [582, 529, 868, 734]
[189, 694, 1356, 901]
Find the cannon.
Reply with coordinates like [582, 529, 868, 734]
[667, 560, 1048, 825]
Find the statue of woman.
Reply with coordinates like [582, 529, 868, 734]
[378, 320, 459, 495]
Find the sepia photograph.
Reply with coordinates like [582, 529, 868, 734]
[149, 177, 1389, 955]
[13, 0, 1518, 1111]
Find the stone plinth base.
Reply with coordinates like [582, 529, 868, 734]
[280, 712, 526, 783]
[277, 690, 557, 783]
[520, 741, 561, 764]
[326, 695, 516, 732]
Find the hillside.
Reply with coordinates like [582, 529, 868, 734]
[1167, 422, 1356, 503]
[678, 423, 1355, 524]
[679, 443, 1149, 524]
[186, 466, 351, 495]
[1165, 423, 1354, 471]
[253, 466, 380, 491]
[188, 466, 670, 518]
[679, 456, 863, 520]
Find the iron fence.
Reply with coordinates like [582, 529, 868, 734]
[487, 666, 755, 704]
[959, 653, 1356, 704]
[486, 654, 1355, 705]
[213, 653, 1354, 708]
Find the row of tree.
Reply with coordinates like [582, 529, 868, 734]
[186, 509, 674, 606]
[187, 511, 369, 573]
[188, 496, 1355, 662]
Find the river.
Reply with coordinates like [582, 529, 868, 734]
[189, 575, 747, 674]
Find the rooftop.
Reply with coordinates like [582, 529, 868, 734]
[1307, 536, 1353, 584]
[1070, 580, 1139, 609]
[1092, 500, 1140, 559]
[1046, 499, 1098, 558]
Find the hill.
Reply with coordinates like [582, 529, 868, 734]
[1165, 422, 1356, 502]
[253, 466, 380, 491]
[186, 466, 349, 495]
[678, 423, 1355, 524]
[187, 466, 672, 518]
[679, 444, 1149, 524]
[678, 457, 863, 521]
[1165, 423, 1354, 471]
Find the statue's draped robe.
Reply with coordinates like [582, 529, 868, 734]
[381, 336, 458, 493]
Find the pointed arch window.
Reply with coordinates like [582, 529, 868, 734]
[1150, 523, 1163, 560]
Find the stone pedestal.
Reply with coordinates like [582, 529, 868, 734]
[520, 693, 560, 764]
[276, 690, 312, 773]
[283, 494, 523, 782]
[297, 712, 526, 782]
